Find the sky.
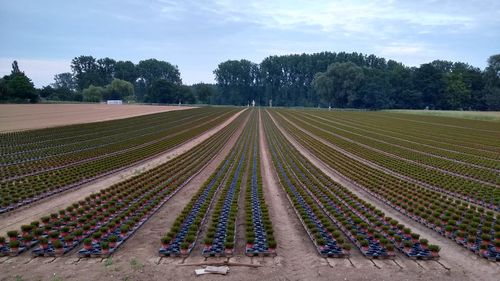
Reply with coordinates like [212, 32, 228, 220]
[0, 0, 499, 87]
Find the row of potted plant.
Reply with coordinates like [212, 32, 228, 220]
[281, 111, 499, 209]
[297, 111, 498, 185]
[0, 110, 236, 214]
[274, 112, 498, 261]
[264, 117, 348, 258]
[244, 117, 276, 256]
[0, 112, 247, 257]
[159, 128, 245, 257]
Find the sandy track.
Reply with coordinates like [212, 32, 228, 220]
[0, 110, 244, 236]
[269, 111, 499, 281]
[0, 104, 194, 132]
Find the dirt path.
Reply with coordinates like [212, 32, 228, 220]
[258, 110, 322, 267]
[0, 104, 195, 132]
[0, 110, 244, 236]
[269, 111, 499, 281]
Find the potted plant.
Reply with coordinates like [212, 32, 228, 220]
[161, 236, 171, 249]
[74, 229, 84, 240]
[53, 240, 64, 255]
[49, 231, 60, 243]
[481, 234, 491, 246]
[246, 236, 255, 248]
[403, 241, 413, 252]
[411, 233, 420, 243]
[386, 244, 395, 256]
[9, 240, 20, 254]
[203, 237, 212, 250]
[83, 238, 92, 250]
[23, 234, 33, 247]
[342, 243, 351, 255]
[0, 236, 5, 248]
[494, 240, 500, 252]
[101, 241, 110, 255]
[224, 241, 234, 255]
[360, 240, 369, 252]
[20, 225, 33, 237]
[419, 239, 429, 250]
[428, 244, 440, 258]
[64, 235, 74, 247]
[120, 225, 129, 238]
[92, 231, 102, 243]
[180, 242, 189, 255]
[268, 239, 277, 254]
[39, 237, 49, 250]
[108, 235, 118, 248]
[7, 230, 19, 242]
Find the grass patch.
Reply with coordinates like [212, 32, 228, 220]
[384, 109, 500, 121]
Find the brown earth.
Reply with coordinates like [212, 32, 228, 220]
[0, 104, 194, 132]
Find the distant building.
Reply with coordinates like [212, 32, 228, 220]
[107, 100, 123, 105]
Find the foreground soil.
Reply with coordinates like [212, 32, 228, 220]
[0, 104, 194, 132]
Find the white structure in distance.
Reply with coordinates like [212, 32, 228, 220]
[106, 100, 123, 105]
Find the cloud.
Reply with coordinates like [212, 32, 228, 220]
[203, 0, 481, 36]
[0, 58, 71, 87]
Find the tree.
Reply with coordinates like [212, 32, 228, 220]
[191, 83, 216, 104]
[97, 57, 116, 86]
[483, 54, 500, 110]
[0, 61, 38, 103]
[82, 85, 106, 102]
[114, 61, 138, 84]
[53, 72, 76, 91]
[214, 60, 260, 105]
[146, 79, 176, 103]
[137, 59, 181, 88]
[105, 79, 134, 100]
[71, 56, 100, 90]
[312, 62, 364, 108]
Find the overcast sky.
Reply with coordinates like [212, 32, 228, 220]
[1, 0, 499, 87]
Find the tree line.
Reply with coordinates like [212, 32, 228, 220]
[214, 52, 500, 110]
[1, 52, 499, 110]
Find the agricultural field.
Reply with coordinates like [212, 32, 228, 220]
[0, 106, 498, 281]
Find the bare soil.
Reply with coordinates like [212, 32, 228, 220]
[0, 110, 244, 236]
[0, 104, 194, 132]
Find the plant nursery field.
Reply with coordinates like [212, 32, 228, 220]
[0, 106, 498, 281]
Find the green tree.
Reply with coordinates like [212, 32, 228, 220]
[82, 85, 106, 102]
[53, 72, 76, 91]
[312, 62, 364, 108]
[146, 79, 176, 103]
[114, 61, 138, 84]
[71, 56, 100, 90]
[214, 59, 260, 105]
[483, 54, 500, 110]
[137, 59, 181, 88]
[105, 79, 134, 100]
[191, 83, 215, 104]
